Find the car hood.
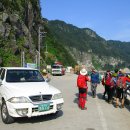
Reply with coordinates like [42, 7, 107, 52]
[5, 82, 60, 98]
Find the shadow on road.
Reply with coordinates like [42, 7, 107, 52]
[97, 93, 104, 100]
[14, 110, 63, 124]
[87, 91, 92, 97]
[125, 104, 130, 112]
[124, 99, 130, 112]
[73, 93, 78, 105]
[75, 93, 79, 98]
[97, 93, 130, 112]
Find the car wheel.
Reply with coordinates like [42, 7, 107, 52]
[1, 101, 15, 124]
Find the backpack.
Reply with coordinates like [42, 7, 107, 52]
[116, 77, 125, 88]
[105, 73, 112, 86]
[77, 75, 86, 88]
[110, 77, 117, 87]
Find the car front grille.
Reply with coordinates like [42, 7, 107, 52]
[29, 95, 52, 102]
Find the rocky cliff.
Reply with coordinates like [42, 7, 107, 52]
[0, 0, 43, 66]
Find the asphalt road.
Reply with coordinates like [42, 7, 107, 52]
[0, 73, 130, 130]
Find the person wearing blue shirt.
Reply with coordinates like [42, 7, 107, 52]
[90, 68, 100, 98]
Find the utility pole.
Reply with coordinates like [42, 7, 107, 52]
[45, 43, 48, 61]
[37, 26, 46, 70]
[35, 52, 38, 68]
[38, 26, 41, 70]
[21, 51, 25, 67]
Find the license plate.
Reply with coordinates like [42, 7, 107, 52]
[38, 103, 50, 111]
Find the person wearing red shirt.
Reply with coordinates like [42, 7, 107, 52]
[77, 68, 90, 110]
[116, 72, 130, 108]
[102, 70, 113, 103]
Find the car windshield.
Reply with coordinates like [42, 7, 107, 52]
[6, 69, 45, 82]
[52, 65, 62, 69]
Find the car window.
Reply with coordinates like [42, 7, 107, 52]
[52, 65, 62, 69]
[6, 69, 45, 82]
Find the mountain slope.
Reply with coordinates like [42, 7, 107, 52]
[47, 20, 130, 69]
[0, 0, 42, 66]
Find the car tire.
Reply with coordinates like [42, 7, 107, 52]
[1, 101, 15, 124]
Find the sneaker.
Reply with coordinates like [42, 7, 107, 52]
[102, 95, 105, 99]
[81, 107, 87, 110]
[108, 100, 112, 104]
[93, 95, 96, 98]
[121, 104, 124, 108]
[115, 104, 119, 108]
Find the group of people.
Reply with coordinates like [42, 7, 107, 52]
[77, 68, 130, 110]
[102, 69, 130, 108]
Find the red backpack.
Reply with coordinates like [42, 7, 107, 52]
[77, 75, 86, 88]
[105, 73, 112, 86]
[116, 77, 125, 88]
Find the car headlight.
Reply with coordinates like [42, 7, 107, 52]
[52, 93, 63, 100]
[8, 97, 31, 103]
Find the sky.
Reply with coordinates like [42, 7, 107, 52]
[40, 0, 130, 42]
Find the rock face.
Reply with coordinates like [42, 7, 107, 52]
[66, 46, 122, 70]
[0, 0, 43, 66]
[83, 28, 97, 38]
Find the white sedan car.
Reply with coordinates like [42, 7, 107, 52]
[0, 67, 64, 124]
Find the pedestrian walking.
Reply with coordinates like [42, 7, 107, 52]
[77, 68, 90, 110]
[90, 68, 100, 98]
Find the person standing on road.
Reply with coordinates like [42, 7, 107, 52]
[115, 70, 130, 108]
[110, 73, 118, 102]
[112, 69, 119, 99]
[90, 68, 100, 98]
[103, 70, 112, 103]
[77, 68, 90, 110]
[42, 69, 50, 82]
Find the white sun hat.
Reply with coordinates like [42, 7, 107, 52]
[80, 68, 88, 75]
[42, 69, 47, 73]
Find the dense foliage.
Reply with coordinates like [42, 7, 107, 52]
[42, 25, 77, 67]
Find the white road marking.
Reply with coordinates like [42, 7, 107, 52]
[95, 98, 108, 130]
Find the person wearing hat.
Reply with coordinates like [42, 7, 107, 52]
[42, 69, 50, 81]
[77, 68, 90, 110]
[90, 68, 100, 98]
